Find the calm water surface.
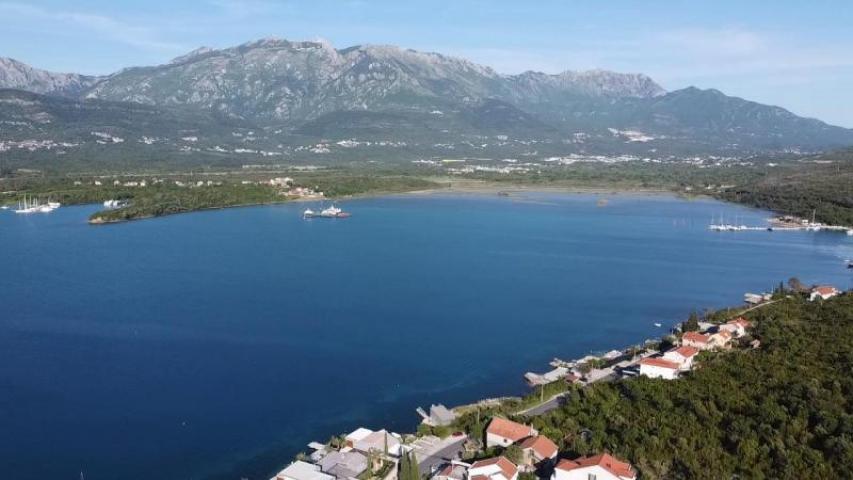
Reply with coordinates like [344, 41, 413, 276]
[1, 193, 851, 480]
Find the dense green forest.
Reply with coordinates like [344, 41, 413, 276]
[716, 149, 853, 226]
[448, 293, 853, 479]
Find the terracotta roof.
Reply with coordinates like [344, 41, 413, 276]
[470, 456, 517, 480]
[639, 357, 680, 370]
[670, 346, 700, 358]
[715, 330, 732, 339]
[814, 285, 839, 295]
[556, 453, 635, 479]
[486, 417, 534, 442]
[729, 317, 751, 328]
[682, 331, 710, 344]
[519, 435, 558, 459]
[437, 464, 466, 480]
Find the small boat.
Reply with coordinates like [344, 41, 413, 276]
[654, 322, 662, 328]
[0, 205, 9, 210]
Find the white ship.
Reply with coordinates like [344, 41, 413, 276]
[303, 204, 351, 219]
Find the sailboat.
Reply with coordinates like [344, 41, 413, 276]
[14, 195, 57, 214]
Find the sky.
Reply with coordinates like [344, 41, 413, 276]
[1, 0, 852, 127]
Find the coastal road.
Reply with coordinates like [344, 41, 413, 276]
[414, 435, 467, 476]
[517, 392, 571, 417]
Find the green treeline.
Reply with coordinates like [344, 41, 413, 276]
[450, 294, 853, 479]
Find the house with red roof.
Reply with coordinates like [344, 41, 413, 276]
[551, 453, 636, 480]
[469, 456, 518, 480]
[432, 463, 467, 480]
[719, 317, 752, 337]
[708, 330, 733, 349]
[681, 331, 713, 350]
[485, 417, 537, 448]
[662, 346, 700, 371]
[638, 357, 681, 380]
[810, 285, 840, 301]
[518, 435, 558, 469]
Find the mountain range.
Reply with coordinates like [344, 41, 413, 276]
[2, 37, 853, 171]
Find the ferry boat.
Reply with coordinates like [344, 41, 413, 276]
[303, 204, 351, 219]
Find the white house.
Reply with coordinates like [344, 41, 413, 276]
[638, 357, 681, 380]
[662, 346, 700, 371]
[485, 417, 537, 448]
[469, 457, 518, 480]
[810, 285, 840, 301]
[719, 317, 751, 337]
[346, 428, 404, 457]
[271, 461, 336, 480]
[551, 453, 636, 480]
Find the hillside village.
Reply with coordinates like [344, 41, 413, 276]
[269, 284, 846, 480]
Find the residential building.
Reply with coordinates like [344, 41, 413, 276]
[347, 428, 404, 457]
[708, 330, 733, 349]
[469, 457, 519, 480]
[662, 346, 700, 371]
[485, 417, 537, 448]
[551, 453, 637, 480]
[638, 357, 681, 380]
[519, 435, 558, 468]
[810, 285, 840, 301]
[344, 427, 374, 448]
[271, 461, 336, 480]
[318, 450, 368, 479]
[681, 331, 712, 350]
[719, 317, 751, 337]
[433, 462, 468, 480]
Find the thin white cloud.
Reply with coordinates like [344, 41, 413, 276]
[0, 2, 187, 53]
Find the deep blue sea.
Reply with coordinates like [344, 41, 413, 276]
[1, 192, 851, 480]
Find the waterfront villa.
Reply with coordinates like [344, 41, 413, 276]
[485, 417, 538, 448]
[317, 450, 368, 479]
[271, 461, 336, 480]
[468, 456, 519, 480]
[518, 435, 559, 469]
[638, 357, 681, 380]
[719, 317, 751, 337]
[662, 346, 700, 371]
[810, 285, 840, 301]
[551, 453, 637, 480]
[345, 428, 404, 457]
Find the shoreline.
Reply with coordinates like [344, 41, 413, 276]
[81, 181, 683, 225]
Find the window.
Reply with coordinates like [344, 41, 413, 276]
[587, 474, 597, 480]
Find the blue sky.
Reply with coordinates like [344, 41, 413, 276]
[2, 0, 852, 127]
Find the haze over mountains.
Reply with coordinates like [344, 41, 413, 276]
[2, 37, 853, 170]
